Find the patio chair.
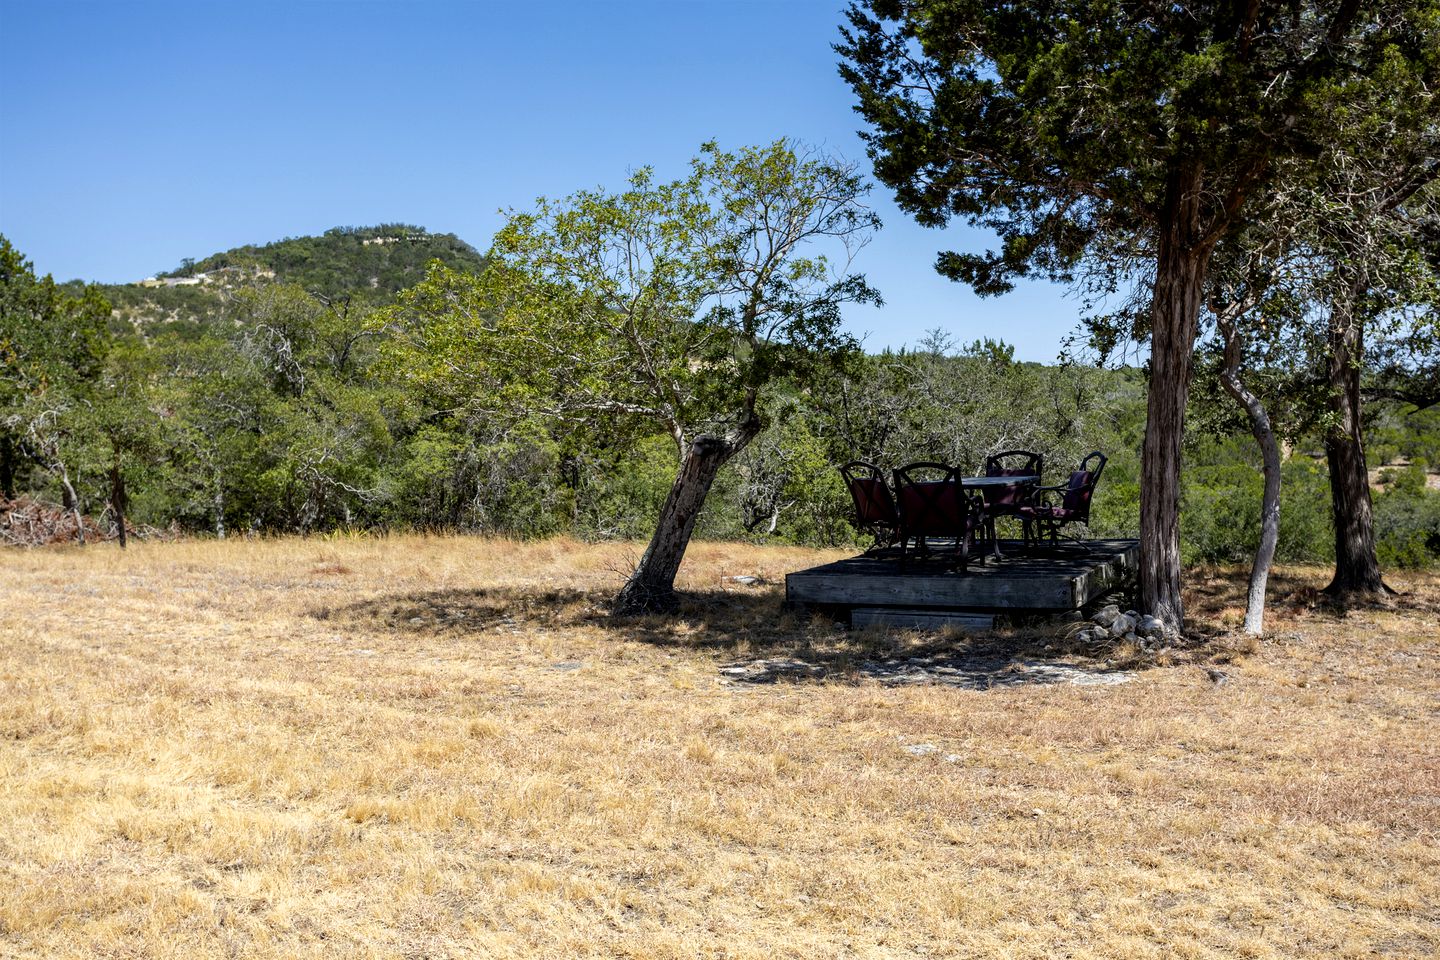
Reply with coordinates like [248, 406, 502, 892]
[980, 449, 1044, 543]
[1018, 451, 1107, 549]
[839, 460, 899, 552]
[892, 462, 986, 570]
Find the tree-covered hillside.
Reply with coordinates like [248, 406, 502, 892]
[156, 224, 486, 299]
[82, 225, 487, 335]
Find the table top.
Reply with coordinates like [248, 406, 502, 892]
[960, 475, 1040, 488]
[909, 475, 1039, 489]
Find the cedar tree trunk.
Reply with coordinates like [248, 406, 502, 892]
[614, 413, 762, 613]
[1218, 318, 1281, 635]
[1323, 298, 1389, 597]
[1140, 165, 1210, 633]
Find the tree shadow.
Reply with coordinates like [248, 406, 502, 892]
[310, 582, 1134, 685]
[314, 584, 864, 656]
[1182, 564, 1440, 622]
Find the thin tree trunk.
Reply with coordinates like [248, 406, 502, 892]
[1140, 164, 1210, 634]
[109, 461, 129, 549]
[1218, 316, 1280, 635]
[60, 470, 84, 546]
[614, 414, 762, 613]
[1323, 296, 1389, 597]
[213, 482, 226, 539]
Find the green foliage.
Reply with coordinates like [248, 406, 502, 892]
[836, 0, 1434, 295]
[0, 234, 115, 501]
[1375, 485, 1440, 568]
[1180, 458, 1335, 565]
[383, 142, 879, 455]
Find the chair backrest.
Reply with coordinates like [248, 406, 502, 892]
[983, 450, 1044, 508]
[839, 461, 898, 529]
[893, 462, 970, 536]
[985, 449, 1043, 479]
[1061, 451, 1107, 522]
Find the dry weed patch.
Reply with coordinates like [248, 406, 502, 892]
[1, 536, 1436, 959]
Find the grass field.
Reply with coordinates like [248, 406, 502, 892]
[1, 535, 1437, 959]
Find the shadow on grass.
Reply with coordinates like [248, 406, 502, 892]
[310, 582, 1141, 685]
[315, 584, 859, 654]
[1183, 564, 1440, 622]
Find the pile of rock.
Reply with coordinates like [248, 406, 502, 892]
[1073, 603, 1178, 652]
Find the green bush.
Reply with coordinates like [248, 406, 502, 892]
[1375, 487, 1440, 568]
[1179, 460, 1334, 565]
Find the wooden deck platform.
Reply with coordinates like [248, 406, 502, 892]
[785, 539, 1138, 623]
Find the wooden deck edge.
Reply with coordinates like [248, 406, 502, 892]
[785, 540, 1140, 614]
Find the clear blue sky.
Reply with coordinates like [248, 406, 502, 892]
[0, 0, 1082, 360]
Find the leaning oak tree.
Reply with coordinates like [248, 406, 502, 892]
[838, 0, 1437, 631]
[384, 141, 880, 611]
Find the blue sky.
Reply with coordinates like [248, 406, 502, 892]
[0, 0, 1083, 360]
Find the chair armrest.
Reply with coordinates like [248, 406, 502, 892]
[1024, 487, 1063, 509]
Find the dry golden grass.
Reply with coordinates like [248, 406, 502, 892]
[1, 534, 1436, 959]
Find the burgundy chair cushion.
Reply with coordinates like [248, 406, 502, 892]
[1062, 470, 1095, 514]
[897, 481, 975, 536]
[849, 476, 897, 524]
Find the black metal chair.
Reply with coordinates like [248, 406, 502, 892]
[1018, 451, 1106, 549]
[980, 449, 1044, 545]
[839, 460, 899, 552]
[893, 462, 986, 571]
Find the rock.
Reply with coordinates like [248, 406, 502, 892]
[903, 742, 938, 757]
[1206, 668, 1230, 686]
[1123, 632, 1138, 645]
[1092, 605, 1121, 628]
[729, 575, 763, 586]
[1136, 615, 1166, 639]
[1109, 613, 1135, 637]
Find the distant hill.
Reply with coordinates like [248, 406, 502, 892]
[153, 224, 486, 300]
[86, 224, 487, 330]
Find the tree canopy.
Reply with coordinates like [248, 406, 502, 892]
[383, 141, 881, 609]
